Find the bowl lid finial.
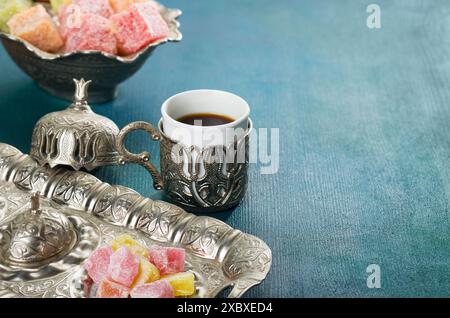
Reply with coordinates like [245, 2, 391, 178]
[30, 192, 41, 215]
[73, 78, 92, 106]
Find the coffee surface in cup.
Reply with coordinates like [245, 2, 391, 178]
[177, 113, 234, 126]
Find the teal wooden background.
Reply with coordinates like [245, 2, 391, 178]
[2, 0, 450, 297]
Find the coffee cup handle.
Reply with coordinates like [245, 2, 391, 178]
[116, 121, 164, 190]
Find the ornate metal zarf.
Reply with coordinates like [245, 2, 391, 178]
[30, 79, 120, 171]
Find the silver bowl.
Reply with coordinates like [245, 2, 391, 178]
[0, 3, 182, 103]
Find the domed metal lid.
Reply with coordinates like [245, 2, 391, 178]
[0, 193, 77, 268]
[30, 79, 120, 171]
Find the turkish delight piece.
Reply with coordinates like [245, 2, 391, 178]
[0, 0, 31, 32]
[129, 245, 149, 258]
[163, 272, 195, 297]
[109, 0, 156, 14]
[108, 246, 139, 287]
[130, 280, 174, 298]
[58, 4, 79, 39]
[109, 0, 129, 13]
[73, 0, 112, 18]
[64, 12, 117, 54]
[131, 256, 160, 288]
[148, 246, 185, 275]
[50, 0, 71, 14]
[83, 276, 94, 297]
[111, 234, 148, 258]
[58, 0, 113, 38]
[110, 2, 169, 56]
[7, 4, 63, 53]
[97, 278, 130, 298]
[84, 246, 113, 284]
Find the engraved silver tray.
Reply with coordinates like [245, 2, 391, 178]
[0, 143, 272, 298]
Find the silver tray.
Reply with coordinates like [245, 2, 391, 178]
[0, 143, 272, 298]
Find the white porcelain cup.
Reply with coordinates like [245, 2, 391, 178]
[161, 89, 250, 147]
[116, 89, 252, 211]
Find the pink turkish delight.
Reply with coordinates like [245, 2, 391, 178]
[97, 278, 130, 298]
[72, 0, 113, 18]
[63, 13, 117, 54]
[148, 246, 185, 275]
[110, 2, 169, 56]
[58, 4, 80, 39]
[84, 246, 113, 284]
[109, 0, 156, 13]
[58, 0, 114, 38]
[108, 246, 139, 287]
[130, 280, 174, 298]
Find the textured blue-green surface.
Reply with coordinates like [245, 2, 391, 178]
[2, 0, 450, 297]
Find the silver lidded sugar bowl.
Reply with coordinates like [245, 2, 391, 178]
[0, 193, 79, 269]
[30, 79, 121, 171]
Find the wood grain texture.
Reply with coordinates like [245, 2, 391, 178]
[1, 0, 450, 297]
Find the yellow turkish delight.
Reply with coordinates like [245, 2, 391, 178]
[111, 234, 148, 258]
[132, 256, 160, 288]
[163, 272, 195, 297]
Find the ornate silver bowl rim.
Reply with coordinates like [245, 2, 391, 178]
[0, 3, 182, 64]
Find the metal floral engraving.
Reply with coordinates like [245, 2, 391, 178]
[159, 120, 251, 212]
[30, 80, 121, 171]
[1, 201, 77, 267]
[133, 200, 185, 242]
[115, 120, 252, 212]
